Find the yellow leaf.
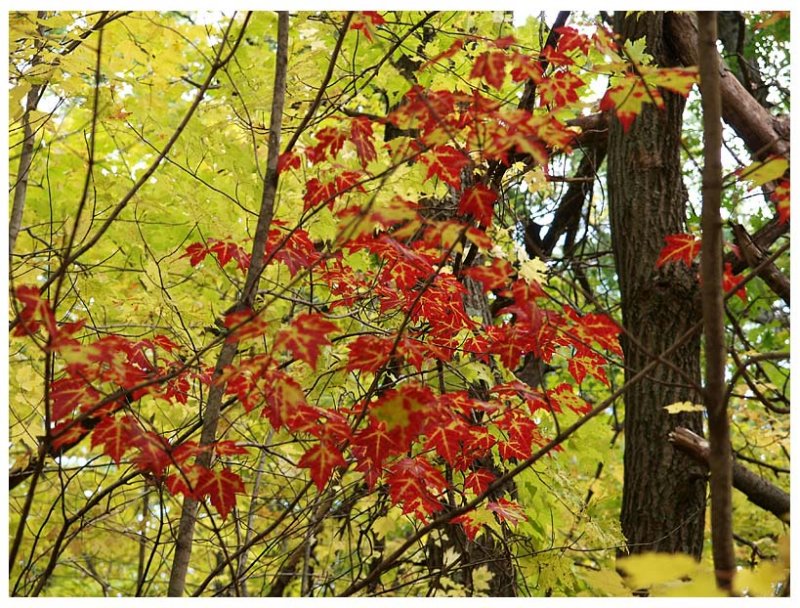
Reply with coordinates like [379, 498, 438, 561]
[734, 561, 788, 597]
[738, 156, 789, 189]
[617, 552, 699, 589]
[518, 256, 548, 286]
[663, 401, 705, 414]
[579, 568, 632, 596]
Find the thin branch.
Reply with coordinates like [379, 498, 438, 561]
[8, 13, 249, 334]
[166, 10, 288, 597]
[698, 11, 735, 592]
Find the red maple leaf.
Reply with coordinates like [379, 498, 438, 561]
[50, 377, 101, 422]
[370, 383, 434, 451]
[771, 178, 790, 224]
[298, 441, 347, 491]
[278, 149, 302, 173]
[496, 407, 546, 460]
[131, 430, 172, 475]
[303, 408, 352, 444]
[349, 116, 377, 167]
[13, 285, 57, 337]
[350, 11, 385, 43]
[166, 461, 207, 498]
[420, 145, 471, 189]
[194, 466, 246, 520]
[555, 26, 591, 54]
[568, 348, 610, 385]
[470, 49, 507, 90]
[346, 334, 395, 373]
[656, 233, 701, 268]
[538, 69, 585, 108]
[152, 334, 179, 352]
[463, 258, 513, 291]
[464, 468, 496, 495]
[224, 369, 261, 413]
[352, 419, 402, 487]
[303, 172, 366, 212]
[453, 425, 496, 470]
[599, 78, 659, 133]
[303, 178, 339, 211]
[465, 226, 494, 250]
[208, 239, 250, 272]
[265, 227, 322, 276]
[181, 242, 209, 267]
[50, 420, 89, 452]
[722, 262, 747, 302]
[562, 307, 623, 357]
[452, 510, 490, 541]
[171, 441, 207, 465]
[509, 54, 544, 83]
[424, 418, 470, 466]
[164, 373, 191, 405]
[274, 312, 338, 368]
[487, 497, 527, 525]
[549, 383, 592, 415]
[223, 308, 270, 343]
[91, 414, 143, 464]
[261, 370, 309, 430]
[386, 456, 447, 520]
[458, 184, 498, 226]
[307, 127, 347, 164]
[214, 440, 249, 457]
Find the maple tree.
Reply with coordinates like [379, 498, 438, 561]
[7, 10, 789, 597]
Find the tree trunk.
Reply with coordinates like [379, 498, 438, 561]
[607, 12, 707, 557]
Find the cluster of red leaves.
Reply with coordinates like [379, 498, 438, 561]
[181, 222, 320, 279]
[17, 19, 716, 538]
[12, 286, 248, 520]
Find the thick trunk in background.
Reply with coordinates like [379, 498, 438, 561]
[608, 12, 707, 557]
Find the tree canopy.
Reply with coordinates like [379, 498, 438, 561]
[8, 10, 790, 597]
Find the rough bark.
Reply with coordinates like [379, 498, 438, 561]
[608, 12, 707, 557]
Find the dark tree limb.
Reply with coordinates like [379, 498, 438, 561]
[731, 223, 790, 305]
[669, 427, 790, 523]
[666, 12, 790, 161]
